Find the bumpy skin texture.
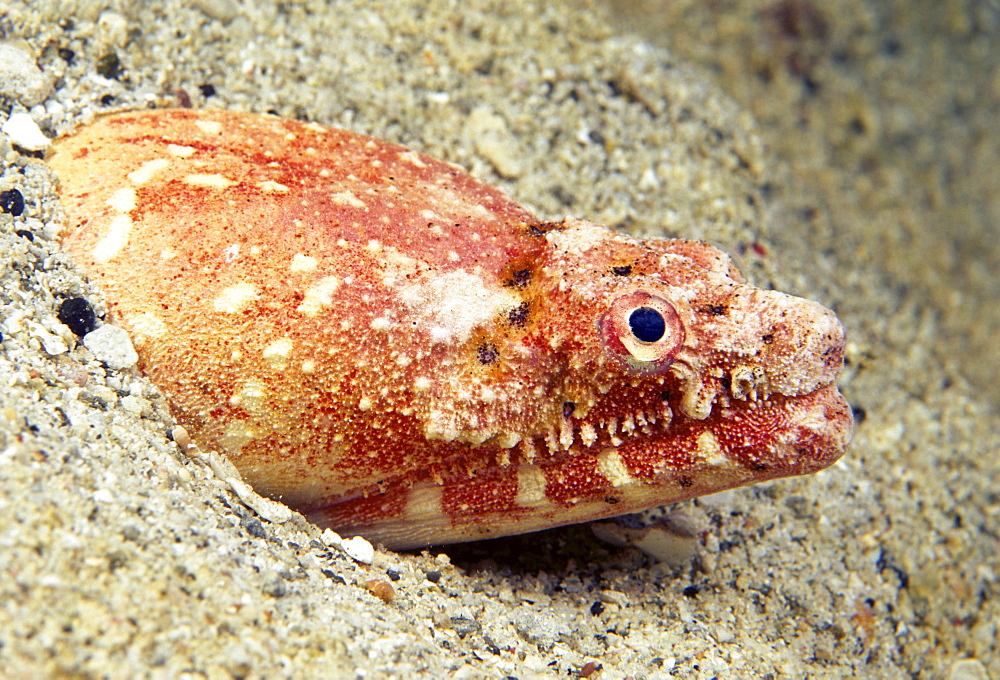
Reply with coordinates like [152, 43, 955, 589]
[50, 109, 853, 549]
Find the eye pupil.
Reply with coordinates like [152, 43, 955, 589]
[628, 306, 666, 343]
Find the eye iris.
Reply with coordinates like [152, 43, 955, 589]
[628, 306, 666, 343]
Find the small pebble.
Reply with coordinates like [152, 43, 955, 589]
[58, 298, 98, 337]
[82, 324, 139, 369]
[228, 477, 292, 524]
[119, 395, 149, 416]
[262, 575, 287, 598]
[1, 188, 25, 216]
[341, 536, 375, 565]
[190, 0, 239, 22]
[465, 106, 524, 178]
[320, 527, 344, 549]
[947, 659, 988, 680]
[0, 43, 53, 106]
[364, 579, 395, 603]
[28, 321, 69, 356]
[2, 112, 50, 151]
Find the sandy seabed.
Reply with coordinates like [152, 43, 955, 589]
[0, 1, 996, 678]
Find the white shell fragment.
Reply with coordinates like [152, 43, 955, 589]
[2, 112, 51, 151]
[340, 536, 375, 565]
[82, 324, 139, 369]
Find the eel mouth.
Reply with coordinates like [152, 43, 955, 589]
[705, 382, 854, 476]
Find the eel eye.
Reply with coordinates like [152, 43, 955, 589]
[598, 292, 684, 374]
[628, 307, 666, 343]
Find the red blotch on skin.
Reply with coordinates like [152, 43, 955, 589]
[542, 454, 608, 506]
[441, 473, 520, 518]
[619, 425, 701, 480]
[310, 485, 409, 529]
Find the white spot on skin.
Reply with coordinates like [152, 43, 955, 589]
[167, 144, 196, 157]
[515, 465, 549, 508]
[229, 381, 268, 413]
[398, 269, 521, 344]
[414, 377, 432, 391]
[370, 317, 393, 332]
[425, 410, 462, 441]
[219, 421, 256, 455]
[213, 282, 260, 313]
[695, 430, 730, 467]
[127, 311, 168, 340]
[106, 187, 137, 212]
[223, 244, 240, 262]
[596, 449, 633, 487]
[289, 254, 318, 272]
[429, 326, 452, 343]
[358, 396, 373, 411]
[330, 191, 367, 208]
[183, 173, 235, 189]
[258, 180, 289, 193]
[301, 359, 317, 373]
[193, 119, 223, 135]
[545, 218, 611, 255]
[92, 214, 132, 262]
[262, 337, 294, 370]
[296, 276, 341, 317]
[493, 432, 521, 448]
[127, 159, 170, 185]
[397, 150, 427, 168]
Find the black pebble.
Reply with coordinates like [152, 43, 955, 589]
[96, 51, 122, 79]
[241, 515, 267, 538]
[58, 298, 98, 336]
[1, 189, 25, 216]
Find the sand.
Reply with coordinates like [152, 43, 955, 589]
[0, 0, 996, 677]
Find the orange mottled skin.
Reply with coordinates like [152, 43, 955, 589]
[50, 109, 852, 549]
